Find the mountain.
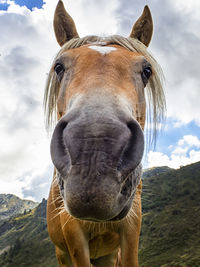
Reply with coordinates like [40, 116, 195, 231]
[143, 166, 172, 178]
[0, 194, 38, 220]
[0, 198, 58, 267]
[0, 161, 200, 266]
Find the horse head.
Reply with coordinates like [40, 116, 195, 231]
[45, 0, 164, 222]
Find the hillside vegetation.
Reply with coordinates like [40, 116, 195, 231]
[0, 161, 200, 266]
[0, 198, 58, 267]
[139, 161, 200, 266]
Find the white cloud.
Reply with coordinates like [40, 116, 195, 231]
[177, 135, 200, 148]
[0, 2, 56, 200]
[147, 135, 200, 169]
[0, 179, 27, 199]
[174, 0, 200, 17]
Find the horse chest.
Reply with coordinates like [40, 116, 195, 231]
[88, 231, 120, 259]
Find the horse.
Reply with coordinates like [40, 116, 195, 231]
[45, 1, 165, 266]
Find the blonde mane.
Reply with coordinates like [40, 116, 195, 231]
[44, 35, 166, 146]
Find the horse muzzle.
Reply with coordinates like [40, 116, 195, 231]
[50, 109, 144, 221]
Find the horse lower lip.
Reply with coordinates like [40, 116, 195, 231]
[109, 208, 129, 221]
[56, 163, 141, 219]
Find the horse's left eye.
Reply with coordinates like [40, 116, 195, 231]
[54, 63, 65, 80]
[142, 66, 152, 85]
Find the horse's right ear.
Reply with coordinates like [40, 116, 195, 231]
[54, 0, 79, 46]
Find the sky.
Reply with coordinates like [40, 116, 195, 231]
[0, 0, 199, 201]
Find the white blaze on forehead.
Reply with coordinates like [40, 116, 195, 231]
[89, 46, 117, 55]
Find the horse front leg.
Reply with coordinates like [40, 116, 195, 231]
[120, 231, 140, 267]
[120, 186, 142, 267]
[56, 246, 73, 267]
[60, 215, 91, 267]
[92, 249, 118, 267]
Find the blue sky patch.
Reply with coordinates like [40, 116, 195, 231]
[0, 3, 9, 10]
[15, 0, 44, 10]
[153, 119, 200, 155]
[0, 0, 45, 11]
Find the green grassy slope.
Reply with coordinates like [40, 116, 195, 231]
[0, 199, 58, 267]
[139, 161, 200, 267]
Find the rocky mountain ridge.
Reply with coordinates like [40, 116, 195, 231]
[0, 194, 38, 220]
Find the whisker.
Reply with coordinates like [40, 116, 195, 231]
[50, 211, 62, 221]
[51, 204, 65, 213]
[62, 216, 75, 230]
[49, 195, 64, 205]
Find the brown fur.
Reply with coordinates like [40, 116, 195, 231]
[46, 1, 165, 266]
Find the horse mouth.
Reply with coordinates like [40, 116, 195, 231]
[55, 164, 141, 222]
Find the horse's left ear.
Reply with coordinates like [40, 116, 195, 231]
[129, 5, 153, 47]
[54, 0, 79, 46]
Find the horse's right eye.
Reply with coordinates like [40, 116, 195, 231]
[54, 63, 65, 80]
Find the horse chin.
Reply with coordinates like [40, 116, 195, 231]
[56, 164, 142, 222]
[109, 196, 135, 221]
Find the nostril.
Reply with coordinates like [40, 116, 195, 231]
[50, 116, 71, 177]
[123, 122, 137, 160]
[117, 119, 144, 176]
[127, 121, 137, 130]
